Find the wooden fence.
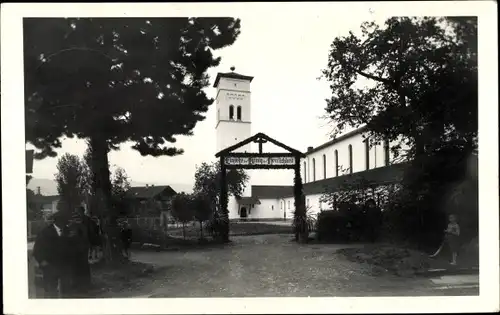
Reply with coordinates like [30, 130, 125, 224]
[27, 216, 183, 240]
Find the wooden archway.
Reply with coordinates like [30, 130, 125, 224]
[215, 133, 307, 242]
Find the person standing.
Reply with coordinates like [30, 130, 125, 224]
[67, 208, 92, 295]
[32, 211, 71, 298]
[120, 220, 133, 259]
[430, 214, 461, 265]
[89, 216, 102, 261]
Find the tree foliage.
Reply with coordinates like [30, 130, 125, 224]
[110, 166, 131, 215]
[24, 17, 241, 214]
[54, 153, 88, 213]
[321, 17, 478, 248]
[321, 17, 477, 157]
[192, 193, 212, 239]
[171, 192, 194, 239]
[193, 161, 249, 214]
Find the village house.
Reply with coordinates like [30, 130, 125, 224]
[125, 185, 177, 222]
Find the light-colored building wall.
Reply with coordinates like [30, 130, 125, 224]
[250, 199, 281, 219]
[301, 132, 408, 184]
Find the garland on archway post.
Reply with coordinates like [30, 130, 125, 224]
[293, 160, 308, 242]
[219, 156, 230, 242]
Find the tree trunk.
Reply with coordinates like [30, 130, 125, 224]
[182, 223, 186, 240]
[199, 220, 203, 239]
[88, 135, 123, 263]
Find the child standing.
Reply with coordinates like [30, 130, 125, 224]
[430, 214, 461, 265]
[445, 214, 461, 265]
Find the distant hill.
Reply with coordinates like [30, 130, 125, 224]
[27, 178, 193, 196]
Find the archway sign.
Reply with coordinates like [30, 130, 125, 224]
[215, 133, 307, 242]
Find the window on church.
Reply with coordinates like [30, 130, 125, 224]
[271, 205, 274, 211]
[288, 200, 290, 209]
[236, 106, 242, 120]
[229, 105, 234, 120]
[312, 158, 316, 181]
[303, 161, 307, 182]
[322, 154, 327, 179]
[365, 138, 370, 170]
[335, 150, 339, 176]
[384, 139, 390, 166]
[348, 144, 353, 174]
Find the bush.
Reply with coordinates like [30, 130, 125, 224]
[315, 210, 351, 242]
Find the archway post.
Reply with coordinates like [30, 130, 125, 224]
[219, 155, 229, 242]
[293, 156, 307, 242]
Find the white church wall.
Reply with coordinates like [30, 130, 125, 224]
[216, 89, 252, 123]
[251, 199, 281, 219]
[228, 195, 239, 219]
[301, 131, 409, 184]
[283, 196, 295, 217]
[216, 121, 252, 153]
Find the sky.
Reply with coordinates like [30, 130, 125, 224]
[26, 10, 390, 188]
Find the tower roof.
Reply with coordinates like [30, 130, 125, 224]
[213, 71, 254, 88]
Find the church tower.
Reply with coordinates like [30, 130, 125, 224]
[214, 67, 253, 218]
[214, 67, 253, 153]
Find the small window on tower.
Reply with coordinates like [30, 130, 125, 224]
[229, 105, 234, 120]
[234, 83, 237, 87]
[237, 106, 242, 120]
[271, 205, 274, 211]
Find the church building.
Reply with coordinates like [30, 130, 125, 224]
[214, 68, 408, 221]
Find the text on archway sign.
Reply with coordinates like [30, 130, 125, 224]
[224, 156, 296, 166]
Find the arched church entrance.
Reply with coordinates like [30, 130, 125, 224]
[240, 206, 248, 220]
[215, 133, 308, 243]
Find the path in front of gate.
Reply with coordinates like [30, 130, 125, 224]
[103, 234, 478, 298]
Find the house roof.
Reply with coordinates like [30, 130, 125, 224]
[252, 163, 407, 199]
[236, 196, 261, 205]
[213, 71, 254, 88]
[126, 185, 177, 199]
[251, 185, 293, 199]
[302, 163, 408, 196]
[305, 126, 368, 155]
[31, 194, 59, 204]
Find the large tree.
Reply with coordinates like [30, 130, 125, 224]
[321, 17, 478, 247]
[24, 17, 241, 219]
[171, 192, 194, 239]
[193, 161, 248, 241]
[321, 17, 477, 157]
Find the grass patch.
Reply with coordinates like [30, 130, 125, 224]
[338, 245, 432, 277]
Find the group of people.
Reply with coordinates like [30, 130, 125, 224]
[32, 207, 133, 298]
